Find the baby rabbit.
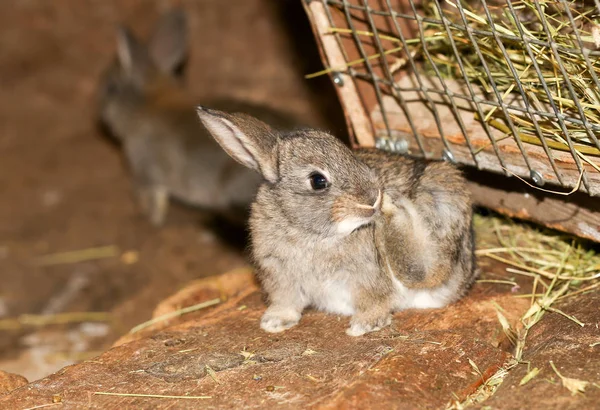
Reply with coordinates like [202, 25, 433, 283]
[97, 8, 294, 226]
[196, 108, 477, 336]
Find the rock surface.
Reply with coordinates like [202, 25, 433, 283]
[1, 270, 598, 409]
[0, 370, 28, 395]
[477, 291, 600, 410]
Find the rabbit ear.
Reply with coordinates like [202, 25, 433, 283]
[116, 26, 154, 80]
[197, 107, 279, 183]
[148, 8, 188, 74]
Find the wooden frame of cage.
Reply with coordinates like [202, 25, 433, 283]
[303, 0, 600, 242]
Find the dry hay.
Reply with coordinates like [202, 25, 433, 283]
[447, 211, 600, 407]
[307, 1, 600, 174]
[475, 212, 599, 360]
[423, 0, 600, 155]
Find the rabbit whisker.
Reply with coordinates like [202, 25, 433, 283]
[354, 203, 374, 210]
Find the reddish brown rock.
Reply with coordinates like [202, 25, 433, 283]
[1, 280, 525, 409]
[475, 291, 600, 410]
[2, 267, 596, 409]
[113, 268, 258, 346]
[0, 370, 28, 395]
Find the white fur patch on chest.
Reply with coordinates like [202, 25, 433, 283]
[309, 279, 355, 316]
[335, 216, 371, 236]
[391, 277, 458, 310]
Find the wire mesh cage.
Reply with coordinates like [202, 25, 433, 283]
[303, 0, 600, 199]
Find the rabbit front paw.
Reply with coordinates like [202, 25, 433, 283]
[380, 193, 398, 214]
[346, 312, 392, 337]
[260, 306, 302, 333]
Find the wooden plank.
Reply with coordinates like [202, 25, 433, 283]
[304, 1, 375, 147]
[370, 77, 600, 196]
[465, 169, 600, 242]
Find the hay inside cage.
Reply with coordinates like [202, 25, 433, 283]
[305, 0, 600, 196]
[421, 0, 600, 157]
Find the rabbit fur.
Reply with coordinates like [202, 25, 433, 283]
[196, 108, 477, 336]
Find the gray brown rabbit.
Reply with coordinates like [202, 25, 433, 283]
[97, 8, 295, 226]
[196, 108, 477, 336]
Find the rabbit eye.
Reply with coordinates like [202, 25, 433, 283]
[309, 172, 330, 191]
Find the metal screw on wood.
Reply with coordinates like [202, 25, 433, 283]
[375, 138, 409, 154]
[530, 170, 545, 186]
[332, 72, 344, 87]
[393, 139, 409, 153]
[442, 149, 456, 163]
[375, 138, 391, 151]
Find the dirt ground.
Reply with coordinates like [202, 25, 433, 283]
[0, 0, 346, 381]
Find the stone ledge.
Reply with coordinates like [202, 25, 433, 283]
[3, 269, 596, 409]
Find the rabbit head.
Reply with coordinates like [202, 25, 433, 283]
[98, 8, 188, 140]
[196, 107, 382, 237]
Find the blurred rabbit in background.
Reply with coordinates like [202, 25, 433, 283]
[97, 8, 297, 227]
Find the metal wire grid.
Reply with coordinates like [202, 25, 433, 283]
[314, 0, 600, 195]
